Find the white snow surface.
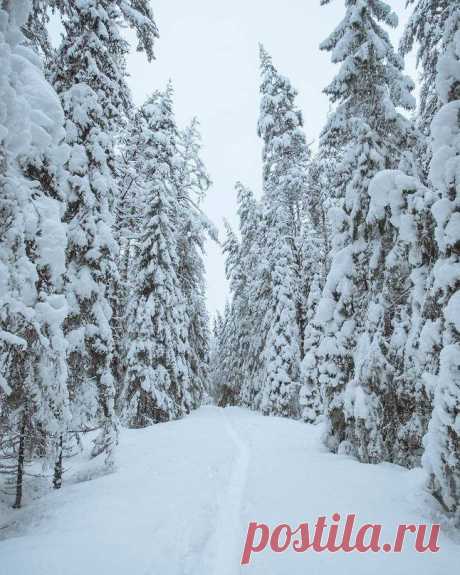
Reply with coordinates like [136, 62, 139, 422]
[0, 407, 459, 575]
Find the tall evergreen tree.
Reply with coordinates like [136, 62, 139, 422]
[211, 303, 241, 408]
[297, 147, 340, 424]
[401, 0, 453, 179]
[422, 7, 460, 524]
[305, 147, 339, 277]
[123, 89, 190, 426]
[215, 184, 266, 410]
[0, 0, 70, 506]
[208, 311, 224, 404]
[219, 222, 245, 405]
[299, 274, 323, 423]
[175, 119, 213, 409]
[317, 0, 416, 456]
[113, 107, 149, 410]
[257, 45, 310, 417]
[401, 1, 452, 131]
[234, 183, 265, 408]
[51, 0, 157, 465]
[360, 170, 434, 466]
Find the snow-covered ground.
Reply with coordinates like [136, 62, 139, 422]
[1, 407, 459, 575]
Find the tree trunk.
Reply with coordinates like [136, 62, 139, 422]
[13, 413, 26, 509]
[53, 435, 63, 490]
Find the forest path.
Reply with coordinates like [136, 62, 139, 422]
[0, 406, 459, 574]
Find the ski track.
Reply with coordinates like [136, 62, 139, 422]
[202, 412, 250, 575]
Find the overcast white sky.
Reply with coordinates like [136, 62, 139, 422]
[117, 1, 416, 317]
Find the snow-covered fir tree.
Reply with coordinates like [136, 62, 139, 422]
[112, 108, 148, 411]
[296, 146, 340, 424]
[218, 223, 245, 405]
[422, 7, 460, 524]
[360, 170, 435, 466]
[0, 0, 70, 506]
[233, 183, 265, 409]
[401, 0, 453, 178]
[51, 0, 157, 465]
[299, 273, 323, 423]
[215, 48, 321, 418]
[257, 45, 311, 417]
[216, 184, 266, 410]
[316, 0, 417, 458]
[123, 89, 191, 426]
[175, 118, 214, 409]
[210, 303, 241, 408]
[208, 311, 224, 404]
[304, 146, 339, 277]
[21, 0, 52, 60]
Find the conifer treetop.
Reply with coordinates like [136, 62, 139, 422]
[53, 0, 159, 60]
[320, 0, 416, 140]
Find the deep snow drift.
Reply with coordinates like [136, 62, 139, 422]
[0, 407, 459, 574]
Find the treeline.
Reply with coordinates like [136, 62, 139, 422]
[211, 0, 460, 525]
[0, 0, 212, 508]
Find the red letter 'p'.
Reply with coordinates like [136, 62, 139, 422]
[241, 522, 270, 565]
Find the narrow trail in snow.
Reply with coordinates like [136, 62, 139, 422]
[204, 413, 250, 575]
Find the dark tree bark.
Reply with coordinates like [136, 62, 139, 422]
[13, 413, 26, 509]
[53, 435, 63, 490]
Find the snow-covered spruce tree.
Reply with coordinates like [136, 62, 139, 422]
[397, 1, 450, 454]
[175, 118, 214, 408]
[401, 0, 453, 179]
[305, 147, 339, 278]
[208, 311, 224, 404]
[400, 0, 458, 438]
[211, 303, 241, 407]
[316, 0, 416, 456]
[299, 273, 323, 423]
[423, 9, 460, 523]
[0, 0, 70, 506]
[217, 184, 265, 409]
[115, 104, 214, 417]
[368, 0, 457, 468]
[21, 0, 52, 61]
[123, 89, 191, 427]
[297, 146, 341, 423]
[217, 222, 246, 406]
[290, 139, 341, 424]
[219, 183, 282, 411]
[51, 0, 157, 465]
[234, 183, 266, 408]
[257, 45, 311, 417]
[112, 108, 147, 411]
[359, 171, 435, 467]
[393, 183, 436, 468]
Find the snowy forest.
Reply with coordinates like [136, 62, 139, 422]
[0, 0, 460, 570]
